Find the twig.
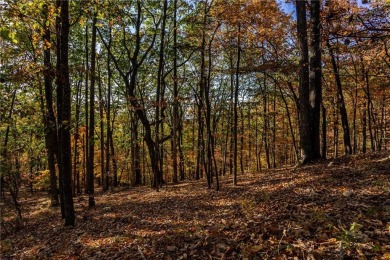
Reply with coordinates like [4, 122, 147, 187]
[137, 246, 147, 260]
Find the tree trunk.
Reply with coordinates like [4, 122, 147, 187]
[98, 1, 162, 191]
[72, 78, 82, 197]
[84, 24, 89, 194]
[196, 2, 207, 184]
[233, 24, 241, 186]
[172, 0, 179, 184]
[309, 0, 322, 159]
[104, 27, 112, 192]
[154, 0, 168, 188]
[98, 61, 105, 189]
[42, 5, 59, 206]
[321, 103, 327, 159]
[262, 75, 271, 169]
[277, 82, 299, 161]
[362, 103, 367, 153]
[327, 40, 352, 155]
[296, 0, 313, 163]
[87, 13, 97, 207]
[333, 98, 339, 158]
[56, 0, 75, 226]
[132, 112, 142, 186]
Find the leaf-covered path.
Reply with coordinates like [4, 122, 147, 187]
[2, 152, 390, 259]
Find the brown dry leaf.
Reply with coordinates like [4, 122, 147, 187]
[2, 152, 390, 259]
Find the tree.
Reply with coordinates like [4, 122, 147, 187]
[42, 4, 59, 206]
[296, 0, 311, 163]
[296, 0, 323, 163]
[87, 12, 97, 207]
[55, 0, 75, 226]
[309, 0, 322, 159]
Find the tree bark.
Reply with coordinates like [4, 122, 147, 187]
[87, 13, 97, 207]
[233, 24, 241, 186]
[43, 4, 59, 206]
[172, 0, 179, 184]
[98, 61, 105, 189]
[104, 27, 112, 192]
[155, 0, 168, 187]
[309, 0, 322, 159]
[56, 0, 75, 226]
[327, 40, 352, 155]
[297, 0, 314, 163]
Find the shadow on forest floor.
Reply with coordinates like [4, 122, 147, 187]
[1, 152, 389, 259]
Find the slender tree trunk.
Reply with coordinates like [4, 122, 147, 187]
[255, 105, 260, 171]
[196, 2, 207, 184]
[363, 69, 376, 152]
[240, 107, 245, 173]
[172, 0, 179, 184]
[229, 55, 234, 176]
[42, 5, 59, 206]
[327, 40, 352, 155]
[277, 83, 299, 161]
[104, 27, 112, 192]
[98, 1, 160, 191]
[87, 13, 97, 207]
[333, 98, 339, 158]
[56, 0, 75, 226]
[205, 23, 219, 190]
[73, 78, 82, 196]
[262, 75, 271, 169]
[362, 103, 367, 153]
[178, 112, 185, 180]
[379, 95, 386, 151]
[233, 24, 241, 186]
[154, 0, 168, 188]
[98, 61, 105, 189]
[84, 24, 89, 194]
[109, 122, 118, 187]
[272, 90, 276, 168]
[247, 105, 251, 172]
[321, 103, 327, 159]
[132, 112, 142, 186]
[351, 55, 359, 154]
[1, 90, 16, 198]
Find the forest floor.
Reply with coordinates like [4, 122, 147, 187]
[1, 152, 390, 259]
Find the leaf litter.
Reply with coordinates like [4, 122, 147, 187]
[1, 152, 389, 259]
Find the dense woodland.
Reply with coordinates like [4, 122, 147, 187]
[1, 0, 390, 258]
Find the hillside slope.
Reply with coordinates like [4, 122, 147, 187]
[1, 152, 390, 259]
